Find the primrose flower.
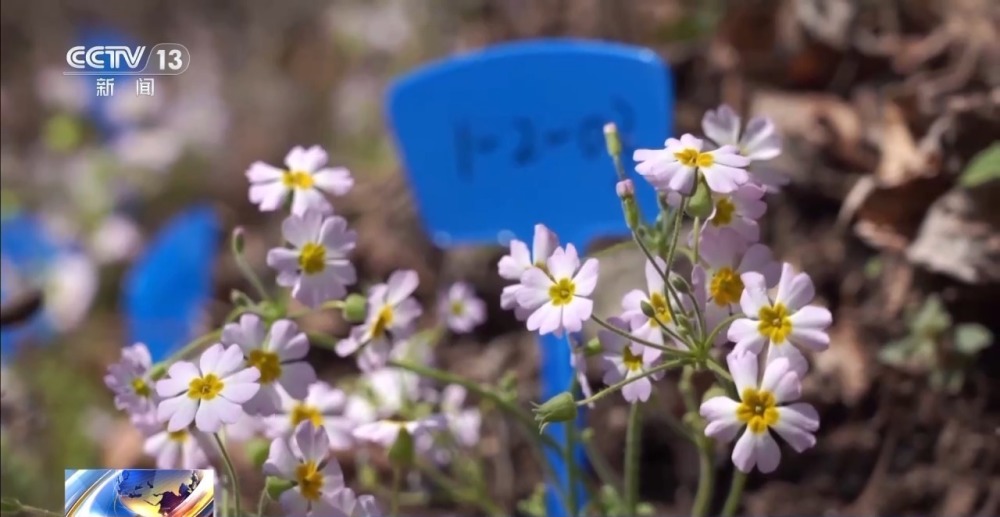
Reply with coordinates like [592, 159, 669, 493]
[439, 385, 482, 448]
[699, 235, 780, 312]
[264, 421, 347, 516]
[221, 315, 316, 416]
[498, 224, 559, 320]
[263, 381, 356, 450]
[352, 415, 447, 448]
[728, 263, 833, 374]
[621, 257, 680, 359]
[439, 282, 486, 333]
[702, 105, 783, 162]
[599, 317, 663, 403]
[515, 244, 599, 337]
[690, 266, 737, 347]
[268, 210, 357, 308]
[247, 145, 354, 216]
[699, 183, 768, 245]
[143, 423, 212, 469]
[700, 351, 819, 473]
[335, 270, 422, 360]
[327, 488, 381, 517]
[104, 342, 157, 418]
[155, 343, 261, 433]
[633, 134, 750, 195]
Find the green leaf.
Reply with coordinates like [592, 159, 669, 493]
[959, 142, 1000, 188]
[954, 323, 993, 355]
[878, 337, 916, 366]
[0, 497, 23, 513]
[911, 295, 951, 336]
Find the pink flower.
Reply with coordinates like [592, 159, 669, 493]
[247, 145, 353, 215]
[620, 257, 682, 360]
[727, 263, 833, 374]
[633, 134, 750, 195]
[599, 317, 662, 403]
[515, 244, 599, 337]
[700, 351, 819, 473]
[439, 282, 486, 333]
[498, 224, 559, 320]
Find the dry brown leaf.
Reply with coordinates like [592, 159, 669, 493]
[907, 186, 1000, 283]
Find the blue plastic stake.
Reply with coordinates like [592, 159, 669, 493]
[386, 39, 672, 516]
[123, 204, 221, 362]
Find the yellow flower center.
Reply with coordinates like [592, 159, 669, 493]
[187, 374, 224, 401]
[282, 170, 314, 190]
[295, 460, 324, 501]
[289, 403, 323, 428]
[371, 305, 394, 338]
[548, 278, 576, 306]
[710, 197, 736, 227]
[449, 300, 465, 316]
[736, 387, 780, 434]
[298, 242, 326, 275]
[647, 292, 672, 326]
[131, 377, 152, 399]
[167, 430, 188, 442]
[248, 349, 282, 384]
[757, 303, 792, 343]
[710, 267, 744, 306]
[622, 345, 644, 372]
[673, 148, 715, 168]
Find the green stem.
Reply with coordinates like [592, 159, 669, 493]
[624, 402, 643, 515]
[581, 431, 623, 490]
[234, 249, 271, 303]
[390, 467, 401, 517]
[287, 299, 346, 319]
[721, 470, 748, 517]
[679, 368, 714, 517]
[703, 314, 744, 351]
[692, 438, 715, 517]
[213, 433, 241, 517]
[591, 316, 691, 359]
[256, 489, 268, 517]
[387, 359, 571, 508]
[576, 359, 687, 407]
[566, 426, 581, 517]
[152, 329, 223, 377]
[416, 461, 505, 517]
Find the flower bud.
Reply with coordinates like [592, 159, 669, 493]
[230, 289, 253, 308]
[685, 174, 714, 219]
[342, 293, 368, 324]
[532, 392, 578, 433]
[388, 427, 415, 468]
[640, 300, 657, 319]
[617, 179, 640, 230]
[670, 275, 690, 295]
[231, 226, 246, 255]
[584, 337, 603, 357]
[604, 123, 622, 158]
[265, 476, 294, 500]
[149, 363, 168, 381]
[246, 438, 271, 469]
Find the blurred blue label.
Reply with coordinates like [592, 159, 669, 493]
[123, 205, 220, 362]
[387, 38, 671, 247]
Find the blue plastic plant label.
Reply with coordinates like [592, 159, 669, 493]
[387, 39, 671, 248]
[123, 205, 221, 362]
[386, 38, 673, 517]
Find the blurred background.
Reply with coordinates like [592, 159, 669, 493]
[1, 0, 998, 515]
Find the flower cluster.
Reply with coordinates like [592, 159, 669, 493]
[507, 106, 832, 476]
[105, 145, 488, 516]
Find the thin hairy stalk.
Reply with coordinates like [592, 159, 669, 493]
[581, 431, 623, 490]
[256, 490, 268, 517]
[624, 402, 643, 515]
[576, 359, 687, 407]
[721, 470, 748, 517]
[390, 467, 401, 517]
[566, 425, 581, 517]
[213, 433, 242, 517]
[680, 368, 714, 517]
[591, 316, 691, 359]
